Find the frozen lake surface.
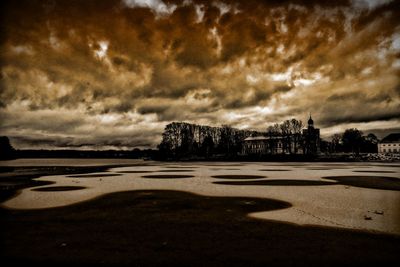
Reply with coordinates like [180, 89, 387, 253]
[2, 159, 400, 235]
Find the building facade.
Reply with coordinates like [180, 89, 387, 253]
[242, 115, 320, 156]
[242, 136, 285, 155]
[378, 133, 400, 154]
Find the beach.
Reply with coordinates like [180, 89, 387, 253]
[1, 159, 399, 266]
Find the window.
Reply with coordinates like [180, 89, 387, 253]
[383, 149, 386, 152]
[394, 149, 398, 152]
[388, 149, 391, 152]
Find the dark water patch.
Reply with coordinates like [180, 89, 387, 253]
[266, 164, 310, 167]
[323, 176, 400, 191]
[212, 175, 266, 179]
[164, 166, 199, 169]
[353, 170, 397, 174]
[209, 168, 240, 171]
[2, 190, 398, 266]
[344, 167, 371, 169]
[368, 164, 400, 168]
[307, 168, 336, 171]
[32, 186, 86, 192]
[337, 165, 371, 168]
[0, 164, 133, 203]
[67, 173, 122, 178]
[118, 170, 154, 174]
[322, 167, 350, 169]
[214, 180, 336, 186]
[0, 166, 126, 180]
[259, 169, 291, 172]
[306, 167, 354, 170]
[202, 164, 245, 167]
[141, 175, 194, 179]
[295, 165, 350, 169]
[157, 170, 194, 173]
[318, 164, 349, 166]
[0, 180, 54, 203]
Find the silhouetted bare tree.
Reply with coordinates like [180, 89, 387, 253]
[289, 119, 303, 154]
[331, 133, 342, 153]
[158, 122, 259, 158]
[279, 120, 292, 154]
[200, 135, 214, 158]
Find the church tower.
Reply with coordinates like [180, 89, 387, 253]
[308, 114, 314, 128]
[302, 114, 320, 155]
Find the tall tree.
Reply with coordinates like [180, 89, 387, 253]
[365, 133, 379, 144]
[280, 120, 292, 154]
[266, 123, 281, 154]
[342, 129, 363, 155]
[361, 133, 379, 153]
[266, 123, 281, 137]
[289, 118, 303, 154]
[200, 135, 214, 158]
[330, 133, 342, 153]
[218, 125, 234, 155]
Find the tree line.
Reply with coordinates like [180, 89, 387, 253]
[265, 119, 304, 154]
[0, 125, 381, 161]
[157, 119, 306, 158]
[158, 121, 380, 159]
[324, 129, 379, 155]
[158, 122, 260, 158]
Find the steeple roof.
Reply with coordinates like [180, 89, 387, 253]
[308, 114, 314, 125]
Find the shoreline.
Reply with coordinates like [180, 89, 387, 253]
[1, 160, 399, 266]
[1, 189, 399, 266]
[0, 163, 139, 203]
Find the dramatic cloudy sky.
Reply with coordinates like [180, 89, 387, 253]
[1, 0, 399, 149]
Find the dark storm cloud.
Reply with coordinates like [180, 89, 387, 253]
[322, 110, 400, 126]
[1, 0, 399, 148]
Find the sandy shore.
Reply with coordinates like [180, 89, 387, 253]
[1, 159, 399, 266]
[1, 189, 399, 267]
[0, 160, 141, 202]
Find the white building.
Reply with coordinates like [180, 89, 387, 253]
[378, 133, 400, 154]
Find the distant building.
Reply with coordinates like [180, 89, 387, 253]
[241, 115, 321, 156]
[242, 136, 285, 155]
[302, 115, 320, 155]
[378, 133, 400, 154]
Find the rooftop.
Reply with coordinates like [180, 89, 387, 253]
[244, 136, 282, 141]
[380, 133, 400, 143]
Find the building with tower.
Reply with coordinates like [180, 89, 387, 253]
[241, 115, 321, 156]
[302, 115, 320, 155]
